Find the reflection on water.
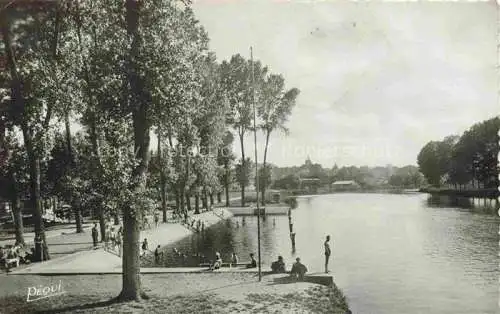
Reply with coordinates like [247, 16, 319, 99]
[144, 193, 499, 314]
[427, 194, 498, 214]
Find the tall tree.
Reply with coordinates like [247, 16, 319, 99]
[157, 130, 169, 222]
[258, 74, 299, 205]
[72, 0, 126, 241]
[118, 0, 150, 300]
[417, 141, 445, 187]
[221, 54, 267, 206]
[448, 132, 474, 189]
[193, 53, 227, 210]
[120, 0, 209, 300]
[468, 118, 499, 188]
[0, 0, 71, 261]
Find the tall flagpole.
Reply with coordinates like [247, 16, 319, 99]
[251, 46, 262, 282]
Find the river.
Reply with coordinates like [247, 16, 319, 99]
[147, 193, 499, 314]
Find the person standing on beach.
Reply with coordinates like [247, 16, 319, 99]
[91, 223, 99, 248]
[154, 212, 159, 228]
[141, 238, 149, 257]
[116, 227, 122, 256]
[154, 245, 163, 264]
[324, 235, 331, 273]
[110, 227, 116, 249]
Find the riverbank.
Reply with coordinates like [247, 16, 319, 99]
[225, 205, 290, 216]
[9, 208, 234, 274]
[420, 187, 499, 199]
[0, 273, 350, 313]
[292, 189, 422, 198]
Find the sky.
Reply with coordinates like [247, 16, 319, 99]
[190, 0, 498, 168]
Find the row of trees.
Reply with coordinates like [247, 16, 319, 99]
[417, 117, 499, 189]
[271, 159, 425, 190]
[386, 166, 425, 189]
[0, 0, 298, 301]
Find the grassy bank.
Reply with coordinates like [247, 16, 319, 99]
[0, 273, 349, 313]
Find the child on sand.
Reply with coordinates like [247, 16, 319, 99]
[210, 252, 223, 270]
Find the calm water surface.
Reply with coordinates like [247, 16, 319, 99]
[149, 193, 499, 314]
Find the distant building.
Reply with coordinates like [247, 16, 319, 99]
[265, 189, 292, 203]
[298, 178, 321, 193]
[331, 180, 361, 191]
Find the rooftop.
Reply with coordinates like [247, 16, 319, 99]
[332, 180, 358, 185]
[299, 178, 320, 182]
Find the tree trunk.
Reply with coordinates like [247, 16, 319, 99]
[10, 172, 24, 246]
[98, 205, 106, 242]
[175, 192, 180, 215]
[65, 113, 84, 233]
[121, 205, 141, 300]
[120, 121, 148, 300]
[195, 194, 200, 214]
[158, 132, 167, 223]
[261, 130, 270, 206]
[202, 188, 208, 209]
[225, 163, 230, 207]
[239, 134, 245, 207]
[217, 192, 221, 203]
[180, 190, 185, 213]
[184, 153, 190, 212]
[2, 14, 47, 259]
[161, 188, 167, 223]
[120, 0, 149, 301]
[209, 193, 214, 206]
[240, 179, 245, 207]
[23, 131, 50, 261]
[73, 202, 83, 233]
[186, 193, 191, 212]
[12, 197, 24, 246]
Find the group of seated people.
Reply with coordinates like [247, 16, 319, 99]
[209, 252, 257, 270]
[207, 252, 308, 280]
[271, 256, 308, 280]
[0, 244, 35, 269]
